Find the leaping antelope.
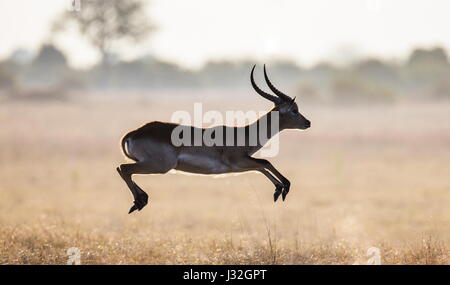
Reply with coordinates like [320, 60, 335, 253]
[117, 65, 311, 213]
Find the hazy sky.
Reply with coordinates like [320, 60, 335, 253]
[1, 0, 449, 69]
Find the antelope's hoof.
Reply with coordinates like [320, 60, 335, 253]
[274, 191, 281, 202]
[282, 188, 290, 201]
[282, 191, 287, 201]
[128, 201, 144, 214]
[274, 186, 283, 202]
[137, 192, 148, 210]
[128, 204, 139, 214]
[282, 184, 290, 201]
[128, 193, 149, 214]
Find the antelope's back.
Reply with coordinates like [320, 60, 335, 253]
[127, 121, 179, 145]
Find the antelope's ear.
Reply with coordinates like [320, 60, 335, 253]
[287, 97, 296, 109]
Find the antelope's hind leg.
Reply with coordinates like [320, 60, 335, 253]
[116, 166, 148, 213]
[117, 160, 175, 214]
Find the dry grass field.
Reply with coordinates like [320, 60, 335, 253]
[1, 91, 450, 264]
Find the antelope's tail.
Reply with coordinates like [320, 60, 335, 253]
[120, 133, 138, 161]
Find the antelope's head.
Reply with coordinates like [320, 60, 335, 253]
[251, 65, 311, 130]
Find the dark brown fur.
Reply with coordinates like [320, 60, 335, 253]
[117, 65, 310, 213]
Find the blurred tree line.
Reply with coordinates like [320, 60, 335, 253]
[0, 0, 449, 103]
[1, 44, 450, 103]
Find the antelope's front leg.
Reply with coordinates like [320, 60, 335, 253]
[260, 169, 283, 202]
[232, 156, 291, 202]
[257, 159, 291, 201]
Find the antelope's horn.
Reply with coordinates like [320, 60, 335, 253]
[251, 65, 281, 104]
[263, 64, 292, 102]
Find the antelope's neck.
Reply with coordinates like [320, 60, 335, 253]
[244, 110, 281, 153]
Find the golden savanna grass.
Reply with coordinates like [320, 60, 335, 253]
[0, 91, 449, 264]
